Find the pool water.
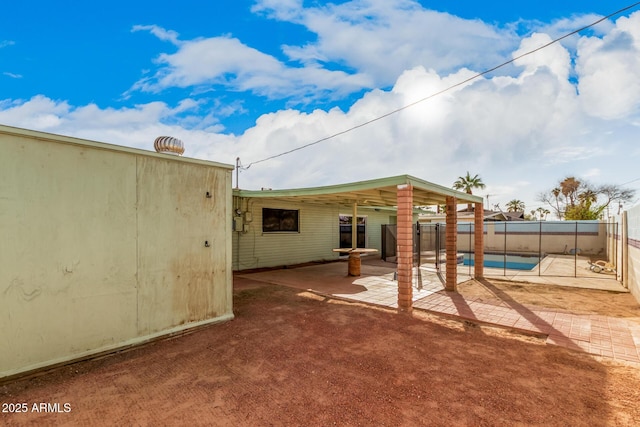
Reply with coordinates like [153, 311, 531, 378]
[462, 253, 543, 271]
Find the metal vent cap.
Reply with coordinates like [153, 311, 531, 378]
[154, 136, 185, 155]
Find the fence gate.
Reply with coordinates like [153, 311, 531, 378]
[382, 223, 446, 273]
[380, 223, 421, 264]
[416, 223, 446, 272]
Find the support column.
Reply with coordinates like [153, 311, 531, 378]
[445, 196, 457, 292]
[352, 202, 358, 249]
[474, 202, 484, 279]
[397, 184, 413, 313]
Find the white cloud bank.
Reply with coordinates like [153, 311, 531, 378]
[253, 0, 517, 84]
[127, 25, 372, 102]
[1, 3, 640, 211]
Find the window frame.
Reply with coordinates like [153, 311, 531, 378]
[338, 214, 367, 248]
[262, 208, 300, 233]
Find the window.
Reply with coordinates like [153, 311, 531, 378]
[339, 215, 366, 248]
[262, 208, 299, 232]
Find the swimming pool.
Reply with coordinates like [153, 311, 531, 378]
[462, 253, 543, 271]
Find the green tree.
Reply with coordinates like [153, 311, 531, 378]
[453, 172, 486, 211]
[538, 177, 635, 220]
[565, 204, 603, 220]
[506, 199, 525, 212]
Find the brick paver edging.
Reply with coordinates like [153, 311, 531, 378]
[413, 292, 640, 364]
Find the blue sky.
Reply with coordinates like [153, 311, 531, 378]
[2, 1, 640, 215]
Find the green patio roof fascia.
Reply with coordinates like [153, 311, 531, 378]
[233, 174, 482, 206]
[403, 175, 483, 203]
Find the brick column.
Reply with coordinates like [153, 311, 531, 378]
[445, 196, 457, 291]
[397, 184, 413, 313]
[474, 202, 484, 279]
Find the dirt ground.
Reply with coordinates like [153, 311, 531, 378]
[458, 278, 640, 320]
[2, 281, 640, 426]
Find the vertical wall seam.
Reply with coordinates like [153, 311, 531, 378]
[135, 155, 139, 332]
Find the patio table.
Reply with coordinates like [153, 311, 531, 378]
[332, 248, 379, 276]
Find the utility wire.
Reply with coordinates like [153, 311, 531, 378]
[241, 1, 640, 170]
[621, 177, 640, 186]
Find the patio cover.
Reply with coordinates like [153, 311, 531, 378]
[234, 174, 484, 312]
[233, 174, 482, 207]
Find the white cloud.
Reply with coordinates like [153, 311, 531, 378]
[129, 28, 372, 101]
[0, 96, 71, 129]
[513, 33, 572, 81]
[0, 96, 228, 150]
[271, 0, 518, 86]
[131, 25, 181, 45]
[251, 0, 303, 20]
[576, 12, 640, 119]
[3, 72, 22, 79]
[130, 1, 520, 101]
[542, 146, 605, 165]
[583, 168, 601, 178]
[528, 13, 612, 43]
[0, 40, 15, 48]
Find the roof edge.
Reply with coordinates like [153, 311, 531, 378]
[235, 174, 482, 203]
[0, 124, 235, 170]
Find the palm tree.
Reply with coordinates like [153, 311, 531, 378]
[578, 189, 598, 207]
[453, 172, 486, 211]
[551, 187, 562, 218]
[506, 199, 525, 212]
[560, 177, 580, 207]
[536, 207, 550, 221]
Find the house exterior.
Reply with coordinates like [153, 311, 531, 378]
[1, 125, 486, 378]
[232, 198, 416, 271]
[232, 178, 475, 271]
[0, 125, 234, 379]
[0, 125, 482, 378]
[233, 175, 486, 312]
[5, 123, 640, 381]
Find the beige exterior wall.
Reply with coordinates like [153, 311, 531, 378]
[627, 246, 640, 302]
[0, 126, 233, 378]
[232, 197, 395, 270]
[623, 206, 640, 302]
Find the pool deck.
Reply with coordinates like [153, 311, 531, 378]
[455, 254, 624, 292]
[236, 256, 640, 364]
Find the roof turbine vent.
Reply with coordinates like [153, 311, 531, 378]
[154, 136, 185, 156]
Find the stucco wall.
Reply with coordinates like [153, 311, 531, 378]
[232, 198, 395, 270]
[0, 126, 233, 378]
[624, 206, 640, 302]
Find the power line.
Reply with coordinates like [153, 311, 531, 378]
[621, 177, 640, 186]
[241, 2, 640, 170]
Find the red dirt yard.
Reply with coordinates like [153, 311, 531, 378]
[2, 279, 640, 426]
